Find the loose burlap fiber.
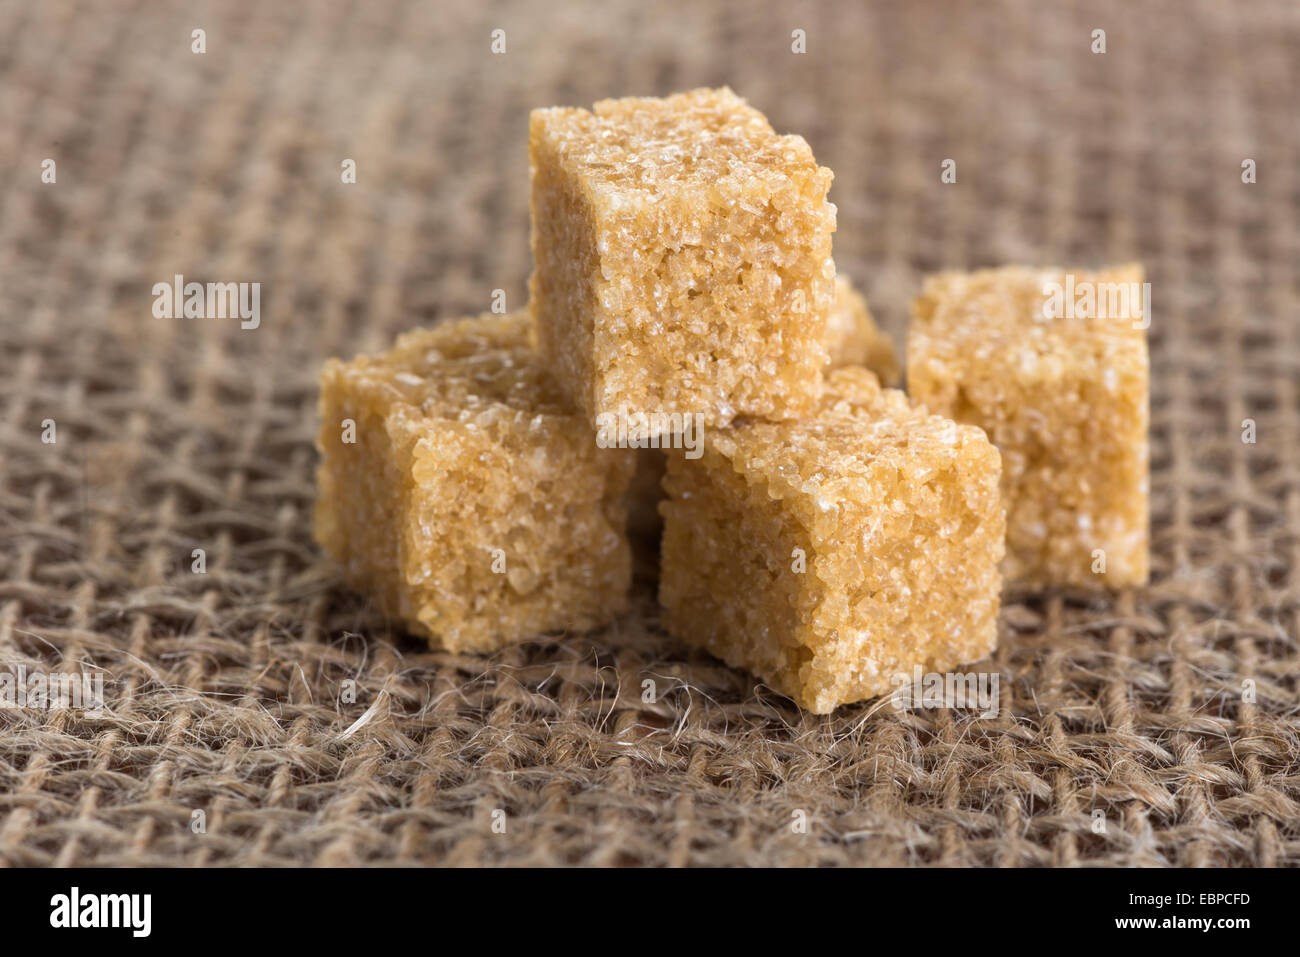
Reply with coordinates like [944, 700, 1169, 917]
[1, 0, 1297, 867]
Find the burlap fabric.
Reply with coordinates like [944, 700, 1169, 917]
[1, 0, 1296, 867]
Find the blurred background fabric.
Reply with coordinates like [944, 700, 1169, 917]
[0, 0, 1297, 866]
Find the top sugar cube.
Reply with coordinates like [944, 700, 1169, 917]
[529, 87, 837, 434]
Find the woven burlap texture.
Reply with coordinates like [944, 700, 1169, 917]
[1, 0, 1297, 866]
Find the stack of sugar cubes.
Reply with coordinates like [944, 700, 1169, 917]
[314, 89, 1148, 713]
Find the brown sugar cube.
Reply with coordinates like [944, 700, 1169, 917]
[626, 276, 897, 541]
[314, 312, 634, 652]
[659, 367, 1005, 714]
[825, 275, 899, 383]
[908, 264, 1149, 587]
[529, 87, 836, 435]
